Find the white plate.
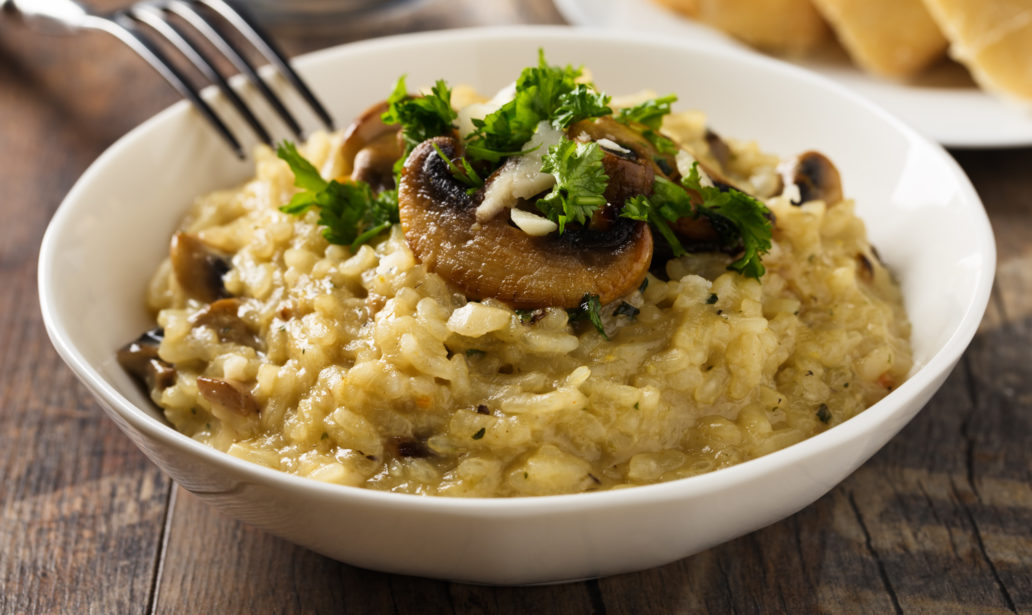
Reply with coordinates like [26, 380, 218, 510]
[554, 0, 1032, 148]
[39, 26, 994, 584]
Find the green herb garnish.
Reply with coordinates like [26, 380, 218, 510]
[567, 292, 608, 339]
[472, 427, 486, 440]
[381, 76, 457, 165]
[615, 94, 677, 129]
[615, 94, 678, 154]
[536, 138, 609, 234]
[623, 162, 772, 279]
[817, 403, 831, 423]
[465, 50, 583, 163]
[682, 164, 771, 278]
[552, 84, 612, 129]
[277, 142, 398, 250]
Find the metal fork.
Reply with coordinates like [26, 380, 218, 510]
[1, 0, 335, 157]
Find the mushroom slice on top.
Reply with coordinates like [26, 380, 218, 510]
[339, 100, 404, 193]
[569, 116, 678, 179]
[784, 150, 843, 206]
[399, 137, 653, 309]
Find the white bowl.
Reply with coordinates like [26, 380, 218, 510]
[38, 26, 995, 585]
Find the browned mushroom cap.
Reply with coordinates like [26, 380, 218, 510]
[339, 100, 404, 193]
[170, 232, 231, 303]
[399, 137, 653, 309]
[788, 151, 843, 206]
[197, 376, 259, 416]
[117, 328, 176, 392]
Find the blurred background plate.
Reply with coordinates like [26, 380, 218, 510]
[554, 0, 1032, 149]
[243, 0, 426, 28]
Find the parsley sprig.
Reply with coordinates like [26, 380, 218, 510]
[277, 142, 399, 250]
[465, 51, 610, 163]
[552, 84, 612, 129]
[381, 76, 457, 165]
[567, 293, 608, 339]
[615, 94, 678, 155]
[623, 162, 772, 278]
[536, 138, 609, 234]
[615, 94, 677, 129]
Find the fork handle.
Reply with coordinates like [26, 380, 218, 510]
[1, 0, 94, 33]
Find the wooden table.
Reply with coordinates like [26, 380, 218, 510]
[1, 0, 1029, 612]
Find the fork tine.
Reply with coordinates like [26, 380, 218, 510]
[163, 0, 304, 139]
[107, 11, 245, 157]
[128, 4, 273, 145]
[196, 0, 335, 131]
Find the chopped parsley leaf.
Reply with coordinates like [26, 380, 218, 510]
[567, 293, 608, 339]
[622, 163, 772, 279]
[466, 50, 583, 163]
[552, 84, 612, 129]
[681, 163, 772, 278]
[817, 403, 831, 423]
[615, 94, 678, 154]
[536, 138, 608, 233]
[277, 142, 398, 250]
[472, 427, 486, 440]
[615, 94, 677, 130]
[381, 76, 457, 165]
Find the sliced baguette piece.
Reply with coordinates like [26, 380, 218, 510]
[692, 0, 830, 55]
[652, 0, 700, 17]
[810, 0, 948, 78]
[922, 0, 1032, 101]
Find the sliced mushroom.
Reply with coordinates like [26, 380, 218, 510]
[856, 252, 875, 283]
[399, 137, 653, 309]
[704, 128, 733, 171]
[598, 142, 656, 206]
[190, 298, 260, 348]
[196, 376, 259, 416]
[339, 100, 404, 193]
[117, 328, 176, 392]
[785, 151, 843, 206]
[569, 116, 678, 178]
[170, 232, 231, 303]
[582, 145, 656, 233]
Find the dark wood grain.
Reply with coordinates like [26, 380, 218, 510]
[1, 0, 1029, 612]
[0, 20, 175, 615]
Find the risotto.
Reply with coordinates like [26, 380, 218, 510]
[120, 59, 911, 497]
